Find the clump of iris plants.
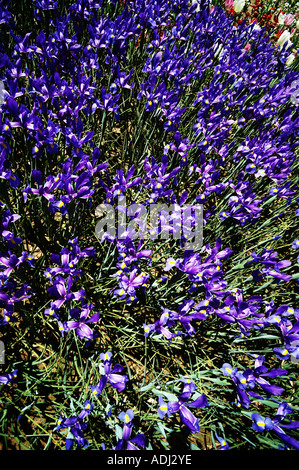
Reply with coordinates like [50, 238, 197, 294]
[0, 0, 299, 451]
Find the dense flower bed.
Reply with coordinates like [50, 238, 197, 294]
[0, 0, 299, 451]
[219, 0, 299, 65]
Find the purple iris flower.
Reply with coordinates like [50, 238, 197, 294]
[64, 304, 99, 341]
[34, 0, 58, 10]
[56, 415, 78, 432]
[252, 413, 274, 432]
[221, 362, 252, 408]
[271, 316, 299, 360]
[173, 299, 208, 335]
[111, 164, 143, 197]
[114, 269, 149, 301]
[99, 86, 121, 117]
[65, 118, 94, 157]
[167, 391, 209, 434]
[114, 68, 135, 90]
[56, 400, 92, 450]
[180, 377, 198, 395]
[251, 402, 299, 449]
[22, 173, 60, 204]
[0, 252, 28, 278]
[157, 396, 169, 419]
[44, 301, 60, 320]
[113, 409, 145, 450]
[115, 240, 152, 270]
[0, 170, 20, 189]
[214, 431, 229, 450]
[65, 421, 89, 450]
[148, 300, 208, 338]
[164, 257, 177, 272]
[143, 308, 182, 342]
[1, 209, 21, 229]
[221, 363, 237, 377]
[292, 240, 299, 250]
[248, 249, 292, 282]
[243, 356, 287, 397]
[0, 369, 18, 385]
[222, 356, 287, 409]
[160, 379, 208, 434]
[2, 230, 22, 250]
[46, 275, 86, 310]
[216, 293, 263, 337]
[90, 352, 128, 396]
[77, 400, 94, 420]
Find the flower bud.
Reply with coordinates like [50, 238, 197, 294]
[286, 53, 296, 66]
[225, 0, 234, 9]
[284, 14, 294, 26]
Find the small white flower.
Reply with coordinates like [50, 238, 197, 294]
[233, 0, 246, 13]
[277, 30, 292, 49]
[278, 13, 286, 25]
